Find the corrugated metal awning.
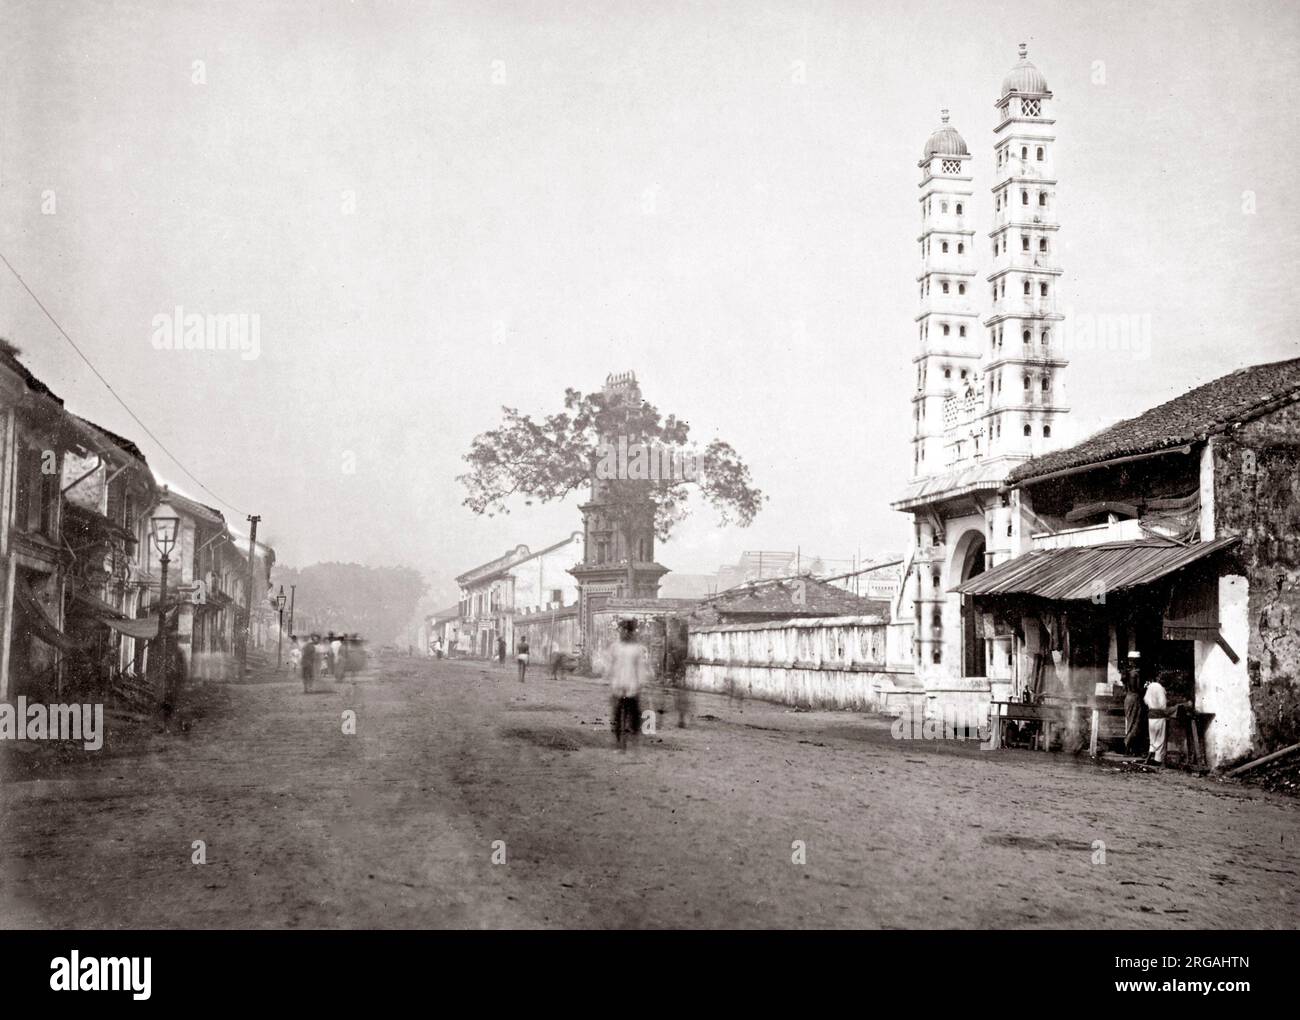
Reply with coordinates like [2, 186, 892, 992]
[953, 535, 1239, 601]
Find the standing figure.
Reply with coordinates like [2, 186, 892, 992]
[331, 632, 346, 682]
[516, 636, 530, 683]
[324, 632, 337, 677]
[498, 636, 507, 665]
[608, 619, 649, 751]
[1121, 650, 1145, 756]
[316, 633, 332, 682]
[665, 631, 691, 729]
[301, 634, 318, 693]
[1144, 674, 1168, 765]
[289, 634, 303, 677]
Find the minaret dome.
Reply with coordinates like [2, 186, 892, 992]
[1000, 43, 1049, 97]
[922, 109, 969, 159]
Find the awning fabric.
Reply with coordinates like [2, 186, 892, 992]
[953, 535, 1239, 601]
[69, 586, 124, 619]
[67, 584, 177, 639]
[14, 578, 78, 652]
[102, 614, 170, 640]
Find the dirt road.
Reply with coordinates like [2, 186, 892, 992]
[2, 654, 1297, 928]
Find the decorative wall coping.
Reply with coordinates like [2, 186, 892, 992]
[689, 614, 887, 635]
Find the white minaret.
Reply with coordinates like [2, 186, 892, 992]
[911, 110, 983, 479]
[982, 43, 1068, 461]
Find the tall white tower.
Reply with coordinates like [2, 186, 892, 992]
[982, 44, 1068, 461]
[910, 110, 983, 479]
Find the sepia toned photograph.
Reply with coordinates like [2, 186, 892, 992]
[0, 0, 1295, 981]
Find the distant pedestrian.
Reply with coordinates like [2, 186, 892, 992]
[324, 632, 334, 672]
[498, 636, 507, 665]
[301, 634, 318, 693]
[727, 674, 746, 713]
[516, 636, 530, 682]
[548, 648, 575, 680]
[1144, 675, 1168, 765]
[331, 633, 346, 681]
[608, 619, 649, 752]
[665, 633, 691, 729]
[289, 634, 303, 676]
[317, 633, 332, 679]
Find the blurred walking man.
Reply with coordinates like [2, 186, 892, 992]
[301, 634, 317, 693]
[516, 636, 530, 682]
[608, 619, 650, 752]
[331, 633, 345, 681]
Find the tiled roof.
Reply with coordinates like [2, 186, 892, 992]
[605, 598, 700, 612]
[697, 575, 890, 619]
[1, 345, 62, 405]
[457, 532, 582, 586]
[70, 413, 149, 465]
[1010, 357, 1300, 484]
[164, 487, 226, 525]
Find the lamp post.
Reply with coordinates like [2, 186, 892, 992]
[274, 585, 287, 670]
[149, 499, 180, 714]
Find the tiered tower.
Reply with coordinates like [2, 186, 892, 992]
[895, 45, 1072, 688]
[569, 371, 668, 646]
[910, 110, 983, 478]
[981, 43, 1069, 459]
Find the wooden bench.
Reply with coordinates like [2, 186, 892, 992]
[988, 700, 1069, 750]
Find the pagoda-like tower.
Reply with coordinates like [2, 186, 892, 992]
[569, 371, 668, 644]
[981, 43, 1069, 459]
[910, 110, 983, 478]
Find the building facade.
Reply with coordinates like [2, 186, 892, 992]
[0, 345, 71, 700]
[0, 343, 277, 702]
[456, 532, 583, 658]
[892, 44, 1071, 723]
[957, 358, 1300, 767]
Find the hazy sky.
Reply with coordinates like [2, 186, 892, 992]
[3, 0, 1298, 605]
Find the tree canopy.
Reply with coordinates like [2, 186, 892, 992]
[459, 384, 764, 540]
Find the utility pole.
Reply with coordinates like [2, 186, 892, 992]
[238, 514, 261, 681]
[157, 549, 171, 711]
[288, 584, 296, 637]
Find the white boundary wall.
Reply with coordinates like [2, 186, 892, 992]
[687, 615, 920, 713]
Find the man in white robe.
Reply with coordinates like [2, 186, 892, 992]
[1144, 676, 1168, 765]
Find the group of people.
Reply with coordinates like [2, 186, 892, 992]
[1121, 649, 1170, 765]
[429, 618, 685, 752]
[289, 632, 358, 693]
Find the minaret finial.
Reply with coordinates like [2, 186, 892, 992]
[940, 108, 949, 124]
[1018, 42, 1028, 59]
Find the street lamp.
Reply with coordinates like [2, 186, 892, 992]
[274, 585, 287, 669]
[150, 499, 180, 714]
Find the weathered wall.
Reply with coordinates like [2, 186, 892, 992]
[1212, 403, 1300, 753]
[514, 608, 580, 659]
[1195, 574, 1254, 765]
[685, 615, 920, 712]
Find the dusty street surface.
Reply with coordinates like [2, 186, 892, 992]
[2, 654, 1298, 929]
